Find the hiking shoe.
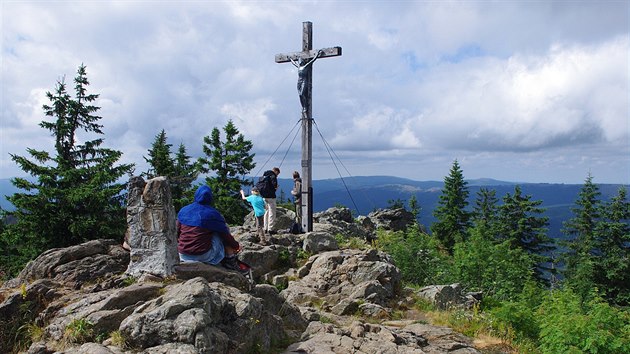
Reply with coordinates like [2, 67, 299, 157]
[221, 256, 249, 274]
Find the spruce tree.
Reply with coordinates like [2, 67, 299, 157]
[143, 129, 175, 179]
[561, 173, 601, 294]
[594, 186, 630, 305]
[563, 173, 601, 256]
[387, 198, 405, 209]
[408, 194, 421, 221]
[0, 65, 133, 275]
[142, 131, 197, 211]
[471, 187, 499, 238]
[431, 159, 471, 253]
[171, 143, 198, 211]
[198, 120, 255, 224]
[497, 185, 552, 281]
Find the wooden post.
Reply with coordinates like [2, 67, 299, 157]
[275, 21, 341, 232]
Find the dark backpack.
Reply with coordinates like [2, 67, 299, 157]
[290, 221, 303, 234]
[256, 172, 274, 198]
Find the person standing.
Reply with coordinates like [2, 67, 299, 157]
[240, 187, 267, 245]
[291, 171, 302, 225]
[259, 167, 280, 234]
[177, 185, 245, 273]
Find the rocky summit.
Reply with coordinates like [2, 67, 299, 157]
[0, 177, 481, 354]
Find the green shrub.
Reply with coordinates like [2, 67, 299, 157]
[0, 297, 39, 353]
[431, 306, 494, 338]
[121, 276, 137, 287]
[296, 249, 311, 265]
[452, 229, 537, 301]
[64, 318, 94, 344]
[277, 248, 292, 268]
[536, 287, 630, 353]
[490, 300, 539, 342]
[487, 281, 545, 343]
[274, 282, 287, 292]
[334, 234, 370, 250]
[109, 331, 128, 348]
[374, 225, 452, 286]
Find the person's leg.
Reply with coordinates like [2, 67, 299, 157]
[256, 215, 267, 244]
[295, 201, 302, 225]
[179, 234, 225, 265]
[221, 244, 248, 273]
[267, 198, 277, 232]
[264, 198, 271, 232]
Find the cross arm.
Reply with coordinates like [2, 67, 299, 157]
[275, 46, 342, 63]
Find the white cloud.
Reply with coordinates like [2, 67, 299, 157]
[415, 36, 628, 152]
[1, 1, 628, 184]
[330, 106, 421, 151]
[220, 99, 276, 140]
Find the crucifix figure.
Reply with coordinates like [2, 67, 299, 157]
[275, 21, 342, 232]
[290, 49, 324, 113]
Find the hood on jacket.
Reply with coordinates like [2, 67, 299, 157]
[194, 185, 213, 205]
[177, 185, 229, 234]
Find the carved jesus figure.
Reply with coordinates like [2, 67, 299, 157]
[290, 50, 324, 113]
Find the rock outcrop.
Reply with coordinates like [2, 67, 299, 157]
[367, 207, 416, 232]
[285, 321, 479, 353]
[2, 241, 481, 353]
[117, 278, 293, 353]
[417, 283, 483, 310]
[0, 179, 482, 354]
[282, 249, 401, 317]
[4, 239, 129, 290]
[313, 207, 372, 240]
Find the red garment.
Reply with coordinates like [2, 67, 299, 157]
[177, 221, 239, 255]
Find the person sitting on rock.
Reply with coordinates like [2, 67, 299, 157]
[177, 185, 246, 273]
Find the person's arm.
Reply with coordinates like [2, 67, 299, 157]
[211, 211, 240, 251]
[240, 189, 247, 200]
[219, 232, 240, 251]
[304, 51, 322, 67]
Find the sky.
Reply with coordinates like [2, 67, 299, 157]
[1, 1, 629, 185]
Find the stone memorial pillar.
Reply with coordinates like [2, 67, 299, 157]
[125, 176, 179, 277]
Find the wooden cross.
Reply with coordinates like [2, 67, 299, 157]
[275, 21, 342, 232]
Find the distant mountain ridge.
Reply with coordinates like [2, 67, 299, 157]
[272, 176, 626, 241]
[2, 176, 627, 242]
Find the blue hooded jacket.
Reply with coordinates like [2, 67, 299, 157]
[177, 185, 230, 234]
